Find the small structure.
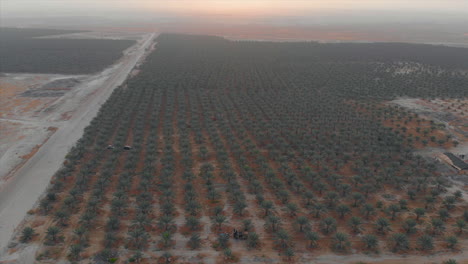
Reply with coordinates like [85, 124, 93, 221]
[233, 228, 247, 240]
[123, 145, 133, 150]
[440, 152, 468, 171]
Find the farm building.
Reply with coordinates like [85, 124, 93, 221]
[439, 152, 468, 171]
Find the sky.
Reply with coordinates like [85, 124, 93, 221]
[2, 0, 468, 45]
[3, 0, 468, 20]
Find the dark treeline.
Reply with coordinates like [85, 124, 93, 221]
[0, 28, 135, 74]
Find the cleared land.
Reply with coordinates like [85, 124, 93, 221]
[3, 34, 468, 264]
[0, 31, 157, 259]
[0, 28, 135, 74]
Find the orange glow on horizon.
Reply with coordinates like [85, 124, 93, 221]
[129, 0, 468, 17]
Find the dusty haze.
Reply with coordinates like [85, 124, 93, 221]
[2, 1, 468, 46]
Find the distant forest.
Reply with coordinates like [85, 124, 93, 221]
[0, 28, 135, 74]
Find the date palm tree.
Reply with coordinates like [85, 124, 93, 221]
[247, 232, 260, 249]
[375, 218, 391, 234]
[20, 227, 35, 243]
[417, 234, 433, 251]
[391, 233, 409, 252]
[295, 216, 310, 232]
[305, 231, 319, 248]
[362, 234, 378, 250]
[332, 232, 350, 251]
[348, 216, 363, 233]
[188, 233, 201, 249]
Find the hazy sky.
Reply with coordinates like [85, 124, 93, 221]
[3, 0, 468, 20]
[3, 0, 468, 45]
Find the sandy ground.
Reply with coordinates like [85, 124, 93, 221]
[0, 74, 88, 180]
[0, 32, 157, 258]
[390, 98, 468, 158]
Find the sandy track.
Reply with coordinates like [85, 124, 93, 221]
[0, 32, 157, 255]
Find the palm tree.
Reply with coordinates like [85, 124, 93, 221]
[160, 231, 173, 248]
[131, 251, 143, 263]
[320, 217, 337, 234]
[68, 244, 83, 260]
[402, 219, 417, 234]
[284, 247, 295, 260]
[445, 236, 458, 250]
[362, 234, 378, 250]
[455, 219, 466, 234]
[73, 226, 87, 244]
[332, 232, 350, 251]
[388, 204, 400, 220]
[325, 191, 339, 208]
[295, 216, 310, 232]
[311, 203, 327, 218]
[414, 208, 425, 221]
[162, 252, 172, 264]
[128, 227, 149, 249]
[304, 191, 314, 206]
[286, 203, 299, 217]
[107, 216, 120, 231]
[20, 227, 35, 243]
[305, 231, 319, 248]
[431, 218, 445, 235]
[348, 216, 363, 233]
[55, 210, 70, 226]
[351, 192, 364, 207]
[243, 219, 253, 232]
[261, 200, 274, 217]
[361, 203, 375, 219]
[336, 204, 351, 219]
[214, 215, 227, 230]
[391, 233, 409, 252]
[46, 226, 61, 243]
[247, 232, 260, 249]
[375, 218, 391, 234]
[265, 215, 281, 232]
[157, 215, 174, 231]
[187, 233, 201, 249]
[439, 208, 450, 221]
[186, 216, 200, 231]
[217, 233, 229, 249]
[417, 235, 433, 251]
[274, 229, 290, 250]
[233, 201, 247, 216]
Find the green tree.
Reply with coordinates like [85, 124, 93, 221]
[414, 208, 425, 221]
[305, 231, 319, 248]
[336, 204, 351, 219]
[455, 219, 466, 234]
[402, 219, 417, 234]
[391, 233, 409, 252]
[187, 233, 201, 249]
[261, 200, 274, 217]
[445, 236, 458, 249]
[247, 232, 260, 249]
[332, 232, 350, 251]
[295, 216, 310, 232]
[46, 226, 61, 243]
[348, 216, 363, 233]
[375, 218, 391, 234]
[417, 235, 433, 251]
[320, 217, 337, 234]
[20, 227, 35, 243]
[362, 234, 378, 250]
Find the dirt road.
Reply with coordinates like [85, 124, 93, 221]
[0, 32, 157, 255]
